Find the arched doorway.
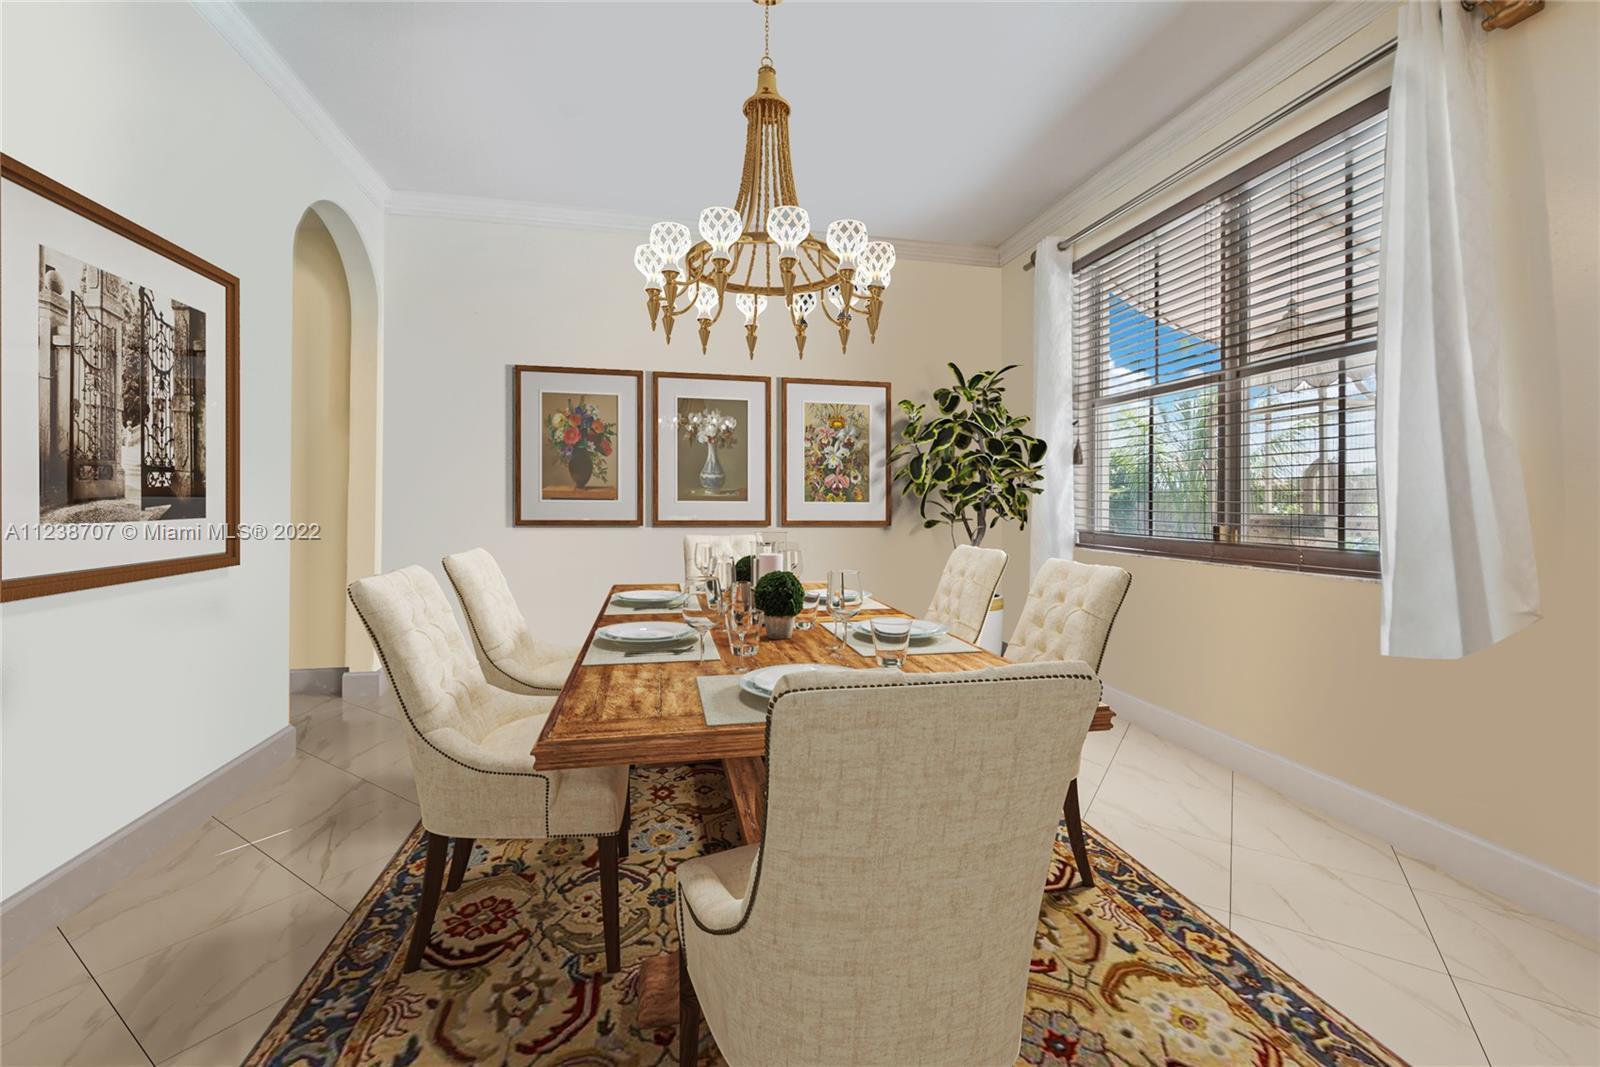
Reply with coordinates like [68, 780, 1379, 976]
[290, 201, 380, 683]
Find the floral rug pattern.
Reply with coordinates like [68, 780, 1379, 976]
[246, 763, 1407, 1067]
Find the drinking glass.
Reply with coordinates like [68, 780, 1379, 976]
[726, 606, 764, 670]
[827, 569, 861, 659]
[682, 587, 718, 662]
[870, 617, 913, 668]
[782, 544, 811, 630]
[693, 542, 715, 583]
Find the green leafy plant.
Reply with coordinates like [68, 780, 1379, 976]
[734, 555, 754, 583]
[891, 363, 1047, 547]
[753, 570, 805, 618]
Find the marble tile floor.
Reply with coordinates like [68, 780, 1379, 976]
[2, 691, 1595, 1065]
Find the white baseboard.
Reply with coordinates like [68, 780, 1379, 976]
[0, 725, 297, 958]
[1103, 685, 1600, 942]
[341, 669, 385, 701]
[290, 666, 347, 694]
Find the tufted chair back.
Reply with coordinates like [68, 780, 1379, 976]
[348, 566, 498, 743]
[442, 548, 532, 679]
[925, 544, 1008, 642]
[679, 662, 1100, 1064]
[682, 534, 761, 584]
[1005, 558, 1133, 672]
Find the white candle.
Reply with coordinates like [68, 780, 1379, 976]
[755, 552, 783, 584]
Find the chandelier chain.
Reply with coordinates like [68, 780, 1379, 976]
[762, 3, 771, 66]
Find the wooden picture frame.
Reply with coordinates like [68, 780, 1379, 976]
[1, 155, 241, 602]
[650, 371, 771, 527]
[778, 376, 892, 527]
[513, 364, 644, 526]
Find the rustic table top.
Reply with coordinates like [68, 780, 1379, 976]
[532, 582, 1113, 771]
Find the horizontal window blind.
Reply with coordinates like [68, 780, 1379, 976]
[1071, 92, 1387, 576]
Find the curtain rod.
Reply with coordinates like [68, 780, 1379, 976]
[1023, 36, 1398, 272]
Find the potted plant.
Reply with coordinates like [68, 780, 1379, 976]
[754, 570, 805, 639]
[891, 363, 1047, 649]
[734, 554, 755, 583]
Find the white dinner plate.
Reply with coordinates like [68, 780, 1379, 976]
[803, 588, 872, 604]
[596, 621, 695, 644]
[849, 618, 949, 641]
[612, 590, 686, 606]
[739, 663, 831, 698]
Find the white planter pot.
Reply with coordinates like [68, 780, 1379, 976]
[766, 615, 796, 640]
[977, 594, 1004, 655]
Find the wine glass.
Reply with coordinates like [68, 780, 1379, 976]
[782, 543, 811, 630]
[682, 581, 718, 661]
[827, 569, 861, 659]
[693, 542, 715, 583]
[726, 604, 764, 672]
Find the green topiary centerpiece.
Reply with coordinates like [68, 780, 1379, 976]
[754, 570, 805, 639]
[734, 555, 755, 583]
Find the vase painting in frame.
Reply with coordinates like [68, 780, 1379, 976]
[514, 365, 642, 526]
[779, 377, 890, 527]
[650, 372, 770, 527]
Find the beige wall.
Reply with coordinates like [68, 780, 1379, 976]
[380, 216, 1013, 653]
[1000, 3, 1599, 884]
[291, 212, 353, 669]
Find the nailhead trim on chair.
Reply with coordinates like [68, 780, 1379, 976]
[441, 554, 555, 694]
[682, 668, 1101, 938]
[348, 586, 558, 839]
[1091, 571, 1133, 674]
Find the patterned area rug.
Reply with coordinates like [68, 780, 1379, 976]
[246, 763, 1407, 1067]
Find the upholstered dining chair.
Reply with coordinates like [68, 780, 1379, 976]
[442, 547, 578, 697]
[1005, 557, 1133, 889]
[349, 566, 630, 974]
[681, 533, 760, 587]
[677, 662, 1100, 1067]
[924, 544, 1008, 643]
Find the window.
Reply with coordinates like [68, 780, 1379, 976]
[1072, 92, 1386, 577]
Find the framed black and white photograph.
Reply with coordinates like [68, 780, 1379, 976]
[2, 156, 240, 601]
[779, 376, 892, 527]
[513, 364, 643, 526]
[651, 371, 770, 527]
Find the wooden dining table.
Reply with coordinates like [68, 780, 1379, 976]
[532, 582, 1115, 848]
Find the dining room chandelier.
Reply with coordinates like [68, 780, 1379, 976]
[631, 0, 893, 359]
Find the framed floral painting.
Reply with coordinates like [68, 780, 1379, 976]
[651, 372, 771, 526]
[778, 377, 891, 527]
[513, 365, 642, 525]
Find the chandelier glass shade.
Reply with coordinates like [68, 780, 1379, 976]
[632, 0, 891, 358]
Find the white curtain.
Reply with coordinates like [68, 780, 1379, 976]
[1378, 0, 1541, 658]
[1031, 237, 1075, 569]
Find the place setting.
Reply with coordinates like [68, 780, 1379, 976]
[582, 619, 720, 665]
[603, 587, 689, 615]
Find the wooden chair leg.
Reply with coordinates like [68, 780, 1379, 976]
[446, 837, 474, 892]
[1064, 778, 1094, 889]
[678, 944, 701, 1066]
[598, 832, 622, 974]
[405, 831, 449, 973]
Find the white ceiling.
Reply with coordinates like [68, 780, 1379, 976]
[240, 1, 1329, 250]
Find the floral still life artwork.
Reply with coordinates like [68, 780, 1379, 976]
[802, 401, 870, 503]
[677, 397, 748, 501]
[541, 392, 619, 500]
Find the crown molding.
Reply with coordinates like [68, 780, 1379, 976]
[876, 237, 1000, 269]
[191, 0, 390, 207]
[996, 0, 1392, 264]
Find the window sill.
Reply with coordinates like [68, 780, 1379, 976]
[1075, 532, 1380, 581]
